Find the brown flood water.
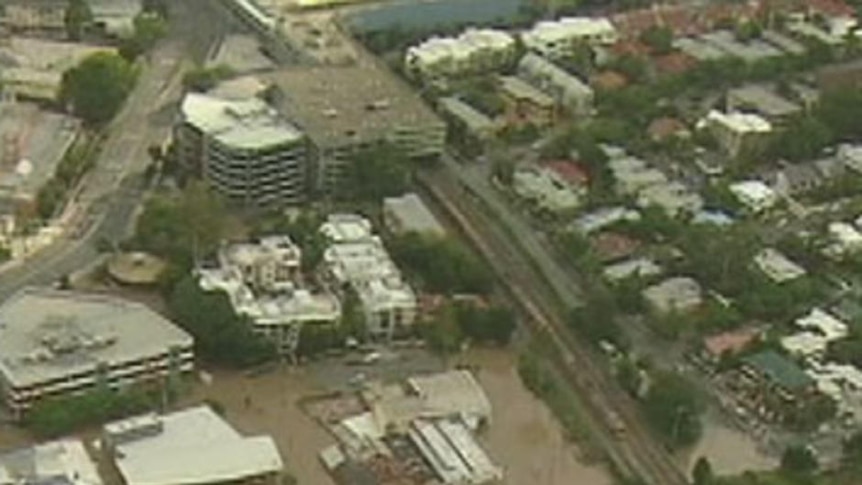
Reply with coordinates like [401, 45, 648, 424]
[457, 349, 613, 485]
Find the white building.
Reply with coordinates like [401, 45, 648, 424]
[382, 193, 446, 237]
[176, 92, 308, 206]
[0, 289, 194, 417]
[522, 17, 618, 60]
[512, 166, 583, 214]
[699, 110, 772, 158]
[838, 144, 862, 173]
[405, 28, 517, 80]
[608, 156, 668, 195]
[0, 439, 102, 485]
[197, 236, 341, 355]
[517, 53, 594, 116]
[409, 418, 502, 485]
[754, 248, 807, 283]
[642, 277, 703, 315]
[603, 257, 662, 282]
[828, 222, 862, 256]
[572, 206, 641, 234]
[796, 308, 849, 341]
[321, 214, 417, 339]
[635, 181, 703, 217]
[102, 406, 283, 485]
[729, 180, 778, 213]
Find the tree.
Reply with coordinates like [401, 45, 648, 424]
[817, 88, 862, 141]
[169, 275, 277, 367]
[181, 65, 235, 92]
[843, 432, 862, 473]
[643, 371, 703, 448]
[133, 182, 227, 269]
[640, 26, 673, 55]
[692, 456, 714, 485]
[768, 116, 833, 162]
[64, 0, 92, 40]
[455, 302, 517, 345]
[60, 52, 137, 125]
[133, 12, 168, 51]
[388, 233, 493, 294]
[142, 0, 169, 18]
[344, 143, 410, 201]
[780, 445, 818, 477]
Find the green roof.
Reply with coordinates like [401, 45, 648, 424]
[744, 350, 813, 391]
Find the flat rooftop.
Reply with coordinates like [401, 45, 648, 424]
[0, 102, 80, 203]
[0, 289, 193, 388]
[267, 60, 443, 149]
[106, 406, 283, 485]
[0, 439, 102, 485]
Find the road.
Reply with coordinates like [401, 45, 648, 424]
[0, 0, 227, 300]
[419, 157, 689, 485]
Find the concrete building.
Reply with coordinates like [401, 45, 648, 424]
[642, 277, 702, 315]
[438, 97, 496, 143]
[517, 53, 594, 117]
[727, 84, 802, 124]
[0, 0, 65, 32]
[699, 110, 773, 159]
[360, 370, 492, 432]
[635, 181, 703, 217]
[103, 406, 283, 485]
[512, 166, 583, 215]
[408, 418, 502, 485]
[522, 17, 618, 60]
[729, 180, 778, 213]
[0, 289, 194, 417]
[382, 193, 445, 237]
[498, 75, 557, 127]
[754, 248, 807, 283]
[0, 439, 101, 485]
[672, 37, 728, 61]
[405, 28, 516, 80]
[176, 92, 308, 207]
[603, 257, 662, 282]
[0, 38, 117, 102]
[197, 236, 341, 355]
[0, 102, 80, 222]
[269, 63, 445, 194]
[321, 214, 417, 339]
[698, 30, 784, 63]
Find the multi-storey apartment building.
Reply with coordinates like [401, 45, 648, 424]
[176, 92, 308, 206]
[404, 28, 517, 81]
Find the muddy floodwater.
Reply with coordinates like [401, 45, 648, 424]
[679, 410, 778, 476]
[184, 367, 336, 485]
[458, 349, 614, 485]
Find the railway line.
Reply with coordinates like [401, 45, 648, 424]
[418, 167, 689, 485]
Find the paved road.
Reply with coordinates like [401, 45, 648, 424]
[0, 0, 226, 300]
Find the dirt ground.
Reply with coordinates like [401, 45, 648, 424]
[456, 349, 613, 485]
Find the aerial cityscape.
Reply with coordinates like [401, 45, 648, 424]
[2, 0, 862, 484]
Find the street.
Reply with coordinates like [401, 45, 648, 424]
[0, 0, 229, 300]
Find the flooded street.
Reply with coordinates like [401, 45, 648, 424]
[458, 349, 613, 485]
[184, 367, 336, 485]
[679, 409, 777, 477]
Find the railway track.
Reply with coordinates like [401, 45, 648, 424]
[418, 168, 688, 485]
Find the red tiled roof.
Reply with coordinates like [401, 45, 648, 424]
[648, 117, 688, 141]
[653, 51, 698, 75]
[590, 232, 641, 263]
[544, 160, 589, 186]
[703, 327, 761, 357]
[590, 70, 629, 91]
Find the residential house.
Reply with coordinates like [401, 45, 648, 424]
[517, 53, 594, 117]
[699, 110, 773, 159]
[498, 76, 557, 127]
[754, 248, 807, 283]
[642, 277, 703, 315]
[729, 180, 778, 213]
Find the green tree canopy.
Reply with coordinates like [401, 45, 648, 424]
[388, 233, 493, 295]
[639, 26, 673, 55]
[768, 116, 833, 162]
[345, 143, 411, 201]
[169, 275, 277, 367]
[780, 445, 818, 477]
[692, 456, 714, 485]
[60, 52, 137, 125]
[64, 0, 92, 40]
[643, 371, 703, 448]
